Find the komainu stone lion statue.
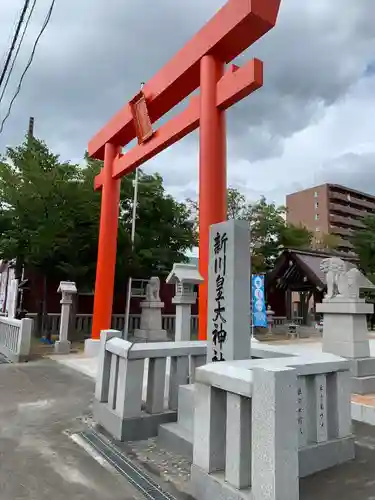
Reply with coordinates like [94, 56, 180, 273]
[146, 276, 161, 302]
[320, 257, 360, 300]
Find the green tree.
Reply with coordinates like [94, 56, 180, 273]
[249, 196, 312, 272]
[312, 233, 340, 251]
[0, 138, 100, 286]
[351, 215, 375, 281]
[0, 137, 196, 291]
[227, 188, 251, 220]
[116, 170, 197, 283]
[186, 186, 250, 232]
[187, 190, 312, 272]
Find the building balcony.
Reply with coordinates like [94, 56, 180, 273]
[329, 213, 364, 230]
[330, 225, 353, 238]
[329, 203, 367, 219]
[329, 190, 375, 212]
[335, 237, 354, 250]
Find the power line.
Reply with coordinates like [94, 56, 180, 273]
[0, 0, 57, 135]
[0, 0, 31, 91]
[0, 0, 38, 107]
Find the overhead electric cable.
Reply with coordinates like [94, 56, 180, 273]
[0, 0, 57, 135]
[0, 0, 31, 91]
[0, 0, 38, 107]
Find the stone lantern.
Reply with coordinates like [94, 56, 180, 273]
[166, 263, 204, 341]
[54, 281, 77, 354]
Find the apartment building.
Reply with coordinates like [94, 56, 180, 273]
[286, 183, 375, 253]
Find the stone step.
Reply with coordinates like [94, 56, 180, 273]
[177, 384, 195, 434]
[352, 375, 375, 395]
[350, 357, 375, 378]
[158, 422, 193, 459]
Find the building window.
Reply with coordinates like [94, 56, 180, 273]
[315, 227, 320, 232]
[347, 194, 351, 201]
[314, 191, 318, 198]
[315, 213, 319, 220]
[314, 201, 319, 209]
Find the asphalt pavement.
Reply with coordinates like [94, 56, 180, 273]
[0, 359, 143, 500]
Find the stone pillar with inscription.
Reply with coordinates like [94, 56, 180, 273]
[207, 219, 251, 362]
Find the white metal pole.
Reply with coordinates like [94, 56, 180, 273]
[124, 168, 139, 339]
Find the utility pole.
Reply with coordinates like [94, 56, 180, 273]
[123, 168, 139, 339]
[27, 116, 34, 145]
[18, 117, 34, 319]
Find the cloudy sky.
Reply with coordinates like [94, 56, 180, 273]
[0, 0, 374, 206]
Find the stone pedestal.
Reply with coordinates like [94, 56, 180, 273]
[317, 297, 375, 394]
[54, 339, 71, 354]
[84, 338, 101, 357]
[134, 301, 168, 341]
[317, 298, 372, 359]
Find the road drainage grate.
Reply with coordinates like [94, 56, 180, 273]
[78, 429, 178, 500]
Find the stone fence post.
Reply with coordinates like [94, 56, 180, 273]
[55, 281, 77, 354]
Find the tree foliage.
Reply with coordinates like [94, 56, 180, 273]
[351, 215, 375, 282]
[187, 189, 312, 272]
[312, 233, 340, 251]
[249, 196, 312, 272]
[0, 137, 196, 290]
[116, 170, 197, 283]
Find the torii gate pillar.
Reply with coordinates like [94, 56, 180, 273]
[198, 55, 227, 340]
[91, 143, 121, 340]
[86, 0, 282, 349]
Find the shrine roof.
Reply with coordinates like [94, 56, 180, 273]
[166, 263, 203, 285]
[268, 249, 375, 291]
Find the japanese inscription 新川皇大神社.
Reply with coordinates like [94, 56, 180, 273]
[212, 231, 228, 362]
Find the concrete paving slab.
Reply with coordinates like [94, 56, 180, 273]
[0, 360, 143, 500]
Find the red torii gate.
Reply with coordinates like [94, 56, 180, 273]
[88, 0, 281, 342]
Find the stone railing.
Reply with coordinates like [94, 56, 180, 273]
[27, 313, 199, 338]
[94, 330, 206, 441]
[273, 316, 303, 326]
[0, 316, 33, 362]
[190, 351, 354, 500]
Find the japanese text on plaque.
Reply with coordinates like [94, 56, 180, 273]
[212, 231, 228, 362]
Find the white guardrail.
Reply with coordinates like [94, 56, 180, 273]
[0, 316, 33, 362]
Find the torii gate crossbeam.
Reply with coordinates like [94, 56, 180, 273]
[88, 0, 281, 343]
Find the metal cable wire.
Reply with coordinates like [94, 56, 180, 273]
[0, 0, 57, 135]
[0, 0, 31, 91]
[0, 0, 38, 107]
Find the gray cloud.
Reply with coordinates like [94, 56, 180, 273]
[316, 152, 375, 195]
[0, 0, 374, 204]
